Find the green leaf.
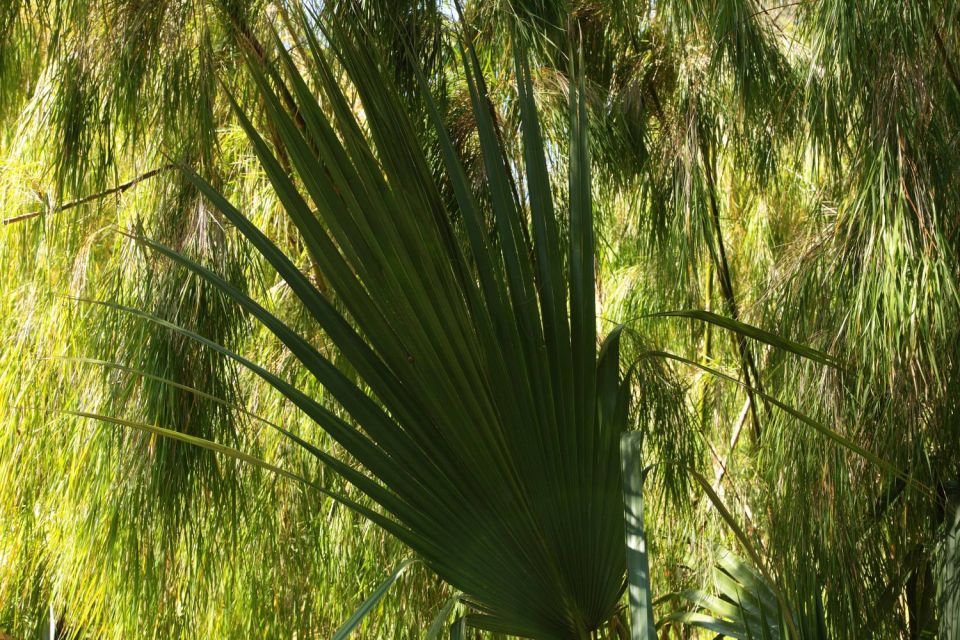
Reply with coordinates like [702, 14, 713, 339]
[666, 550, 787, 640]
[664, 611, 751, 638]
[332, 559, 419, 640]
[425, 595, 460, 640]
[449, 616, 467, 640]
[107, 18, 645, 638]
[66, 411, 309, 485]
[63, 410, 384, 525]
[648, 310, 842, 369]
[620, 432, 657, 640]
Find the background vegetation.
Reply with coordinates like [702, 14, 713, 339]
[0, 1, 957, 638]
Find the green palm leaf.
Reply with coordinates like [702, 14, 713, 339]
[665, 551, 803, 640]
[331, 559, 419, 640]
[133, 12, 645, 639]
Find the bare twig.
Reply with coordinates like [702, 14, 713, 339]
[3, 164, 175, 225]
[713, 397, 752, 491]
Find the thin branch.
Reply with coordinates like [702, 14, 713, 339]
[713, 397, 752, 491]
[3, 164, 175, 225]
[702, 144, 767, 441]
[717, 1, 811, 46]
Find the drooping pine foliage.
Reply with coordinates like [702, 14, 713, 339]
[1, 1, 958, 638]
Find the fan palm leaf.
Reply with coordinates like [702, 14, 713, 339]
[126, 11, 655, 639]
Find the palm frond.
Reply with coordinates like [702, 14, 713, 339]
[131, 11, 674, 637]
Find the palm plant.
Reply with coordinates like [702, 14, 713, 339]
[102, 9, 682, 638]
[665, 550, 817, 640]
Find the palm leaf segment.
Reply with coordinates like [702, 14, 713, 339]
[665, 551, 803, 640]
[153, 13, 633, 640]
